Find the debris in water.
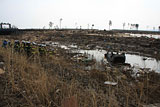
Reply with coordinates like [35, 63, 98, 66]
[104, 81, 117, 85]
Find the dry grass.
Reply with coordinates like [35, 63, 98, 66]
[0, 40, 160, 107]
[0, 46, 108, 107]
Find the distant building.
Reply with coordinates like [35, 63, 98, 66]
[0, 23, 11, 29]
[0, 23, 18, 35]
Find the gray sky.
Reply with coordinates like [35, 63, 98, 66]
[0, 0, 160, 30]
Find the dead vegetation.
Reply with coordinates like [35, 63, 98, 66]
[0, 31, 160, 107]
[0, 46, 159, 107]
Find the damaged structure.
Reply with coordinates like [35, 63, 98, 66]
[0, 23, 18, 35]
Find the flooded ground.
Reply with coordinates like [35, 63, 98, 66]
[77, 49, 160, 72]
[130, 34, 160, 39]
[51, 42, 160, 73]
[126, 54, 160, 72]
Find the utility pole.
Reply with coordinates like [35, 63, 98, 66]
[109, 20, 112, 30]
[87, 24, 90, 29]
[60, 18, 63, 29]
[75, 22, 77, 29]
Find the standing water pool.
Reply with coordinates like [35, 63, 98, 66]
[74, 49, 160, 72]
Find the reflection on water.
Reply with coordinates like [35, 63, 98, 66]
[49, 41, 160, 72]
[126, 54, 160, 72]
[78, 50, 107, 62]
[72, 50, 107, 71]
[75, 49, 160, 72]
[130, 34, 160, 39]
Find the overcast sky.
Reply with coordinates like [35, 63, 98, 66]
[0, 0, 160, 30]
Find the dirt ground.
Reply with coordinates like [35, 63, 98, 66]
[11, 30, 160, 59]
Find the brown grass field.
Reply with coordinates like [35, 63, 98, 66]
[0, 31, 160, 107]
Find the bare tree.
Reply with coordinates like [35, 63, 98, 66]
[135, 24, 139, 30]
[130, 24, 136, 30]
[123, 23, 125, 30]
[49, 22, 53, 29]
[87, 24, 90, 29]
[109, 20, 112, 30]
[91, 24, 94, 29]
[130, 24, 133, 29]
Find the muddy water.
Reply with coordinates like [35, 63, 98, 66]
[49, 42, 160, 72]
[74, 49, 160, 72]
